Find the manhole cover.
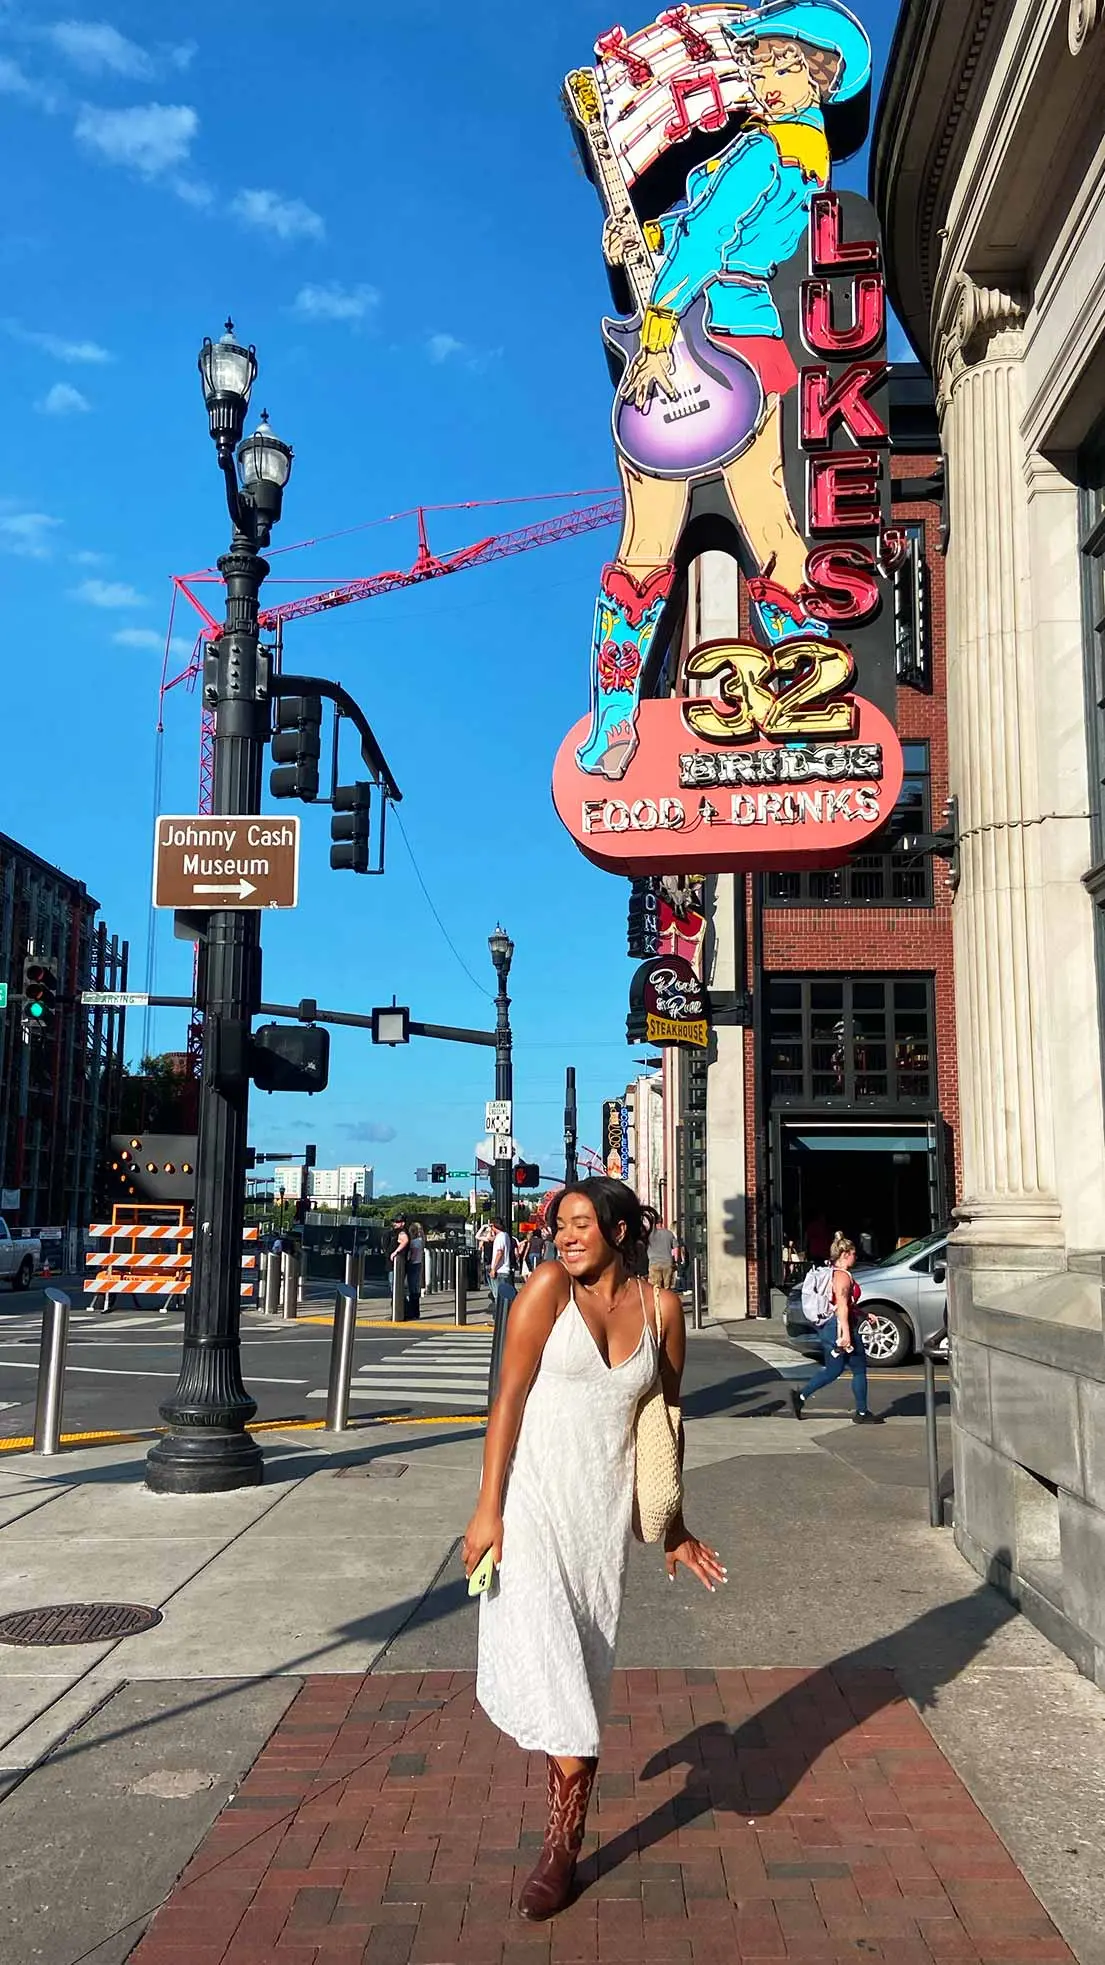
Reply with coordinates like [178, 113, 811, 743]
[334, 1461, 409, 1480]
[0, 1603, 163, 1646]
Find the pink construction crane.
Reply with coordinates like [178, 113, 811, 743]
[162, 491, 620, 812]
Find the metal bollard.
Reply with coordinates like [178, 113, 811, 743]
[298, 1248, 310, 1310]
[343, 1250, 363, 1297]
[325, 1284, 359, 1433]
[281, 1247, 300, 1321]
[923, 1351, 940, 1525]
[263, 1250, 281, 1318]
[692, 1258, 705, 1331]
[455, 1257, 468, 1327]
[391, 1251, 406, 1322]
[34, 1289, 71, 1456]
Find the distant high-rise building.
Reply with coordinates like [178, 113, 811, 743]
[271, 1164, 374, 1205]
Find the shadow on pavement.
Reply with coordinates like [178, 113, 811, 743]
[576, 1551, 1016, 1892]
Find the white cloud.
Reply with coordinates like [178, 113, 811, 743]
[293, 281, 379, 323]
[3, 319, 112, 363]
[37, 380, 90, 415]
[167, 41, 197, 72]
[428, 333, 464, 364]
[232, 187, 325, 242]
[75, 102, 197, 178]
[0, 510, 61, 558]
[0, 55, 58, 109]
[338, 1120, 398, 1144]
[73, 578, 146, 608]
[71, 548, 106, 566]
[171, 174, 213, 209]
[112, 626, 161, 650]
[0, 55, 34, 94]
[48, 20, 151, 77]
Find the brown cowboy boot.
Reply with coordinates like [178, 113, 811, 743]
[517, 1755, 597, 1921]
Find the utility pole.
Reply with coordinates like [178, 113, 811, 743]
[564, 1066, 578, 1186]
[488, 927, 514, 1240]
[147, 324, 292, 1495]
[487, 926, 515, 1406]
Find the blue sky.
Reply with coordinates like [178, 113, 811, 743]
[0, 0, 903, 1196]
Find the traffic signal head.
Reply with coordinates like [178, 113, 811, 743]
[270, 694, 322, 801]
[330, 782, 372, 874]
[431, 1163, 447, 1185]
[513, 1162, 541, 1189]
[22, 958, 58, 1037]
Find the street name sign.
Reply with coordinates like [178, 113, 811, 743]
[486, 1100, 512, 1135]
[81, 991, 151, 1009]
[153, 815, 300, 911]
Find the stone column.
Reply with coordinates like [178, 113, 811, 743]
[935, 274, 1063, 1248]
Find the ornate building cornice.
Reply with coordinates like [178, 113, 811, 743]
[1069, 0, 1105, 55]
[934, 273, 1028, 421]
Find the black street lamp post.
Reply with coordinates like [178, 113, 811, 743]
[487, 925, 515, 1405]
[488, 926, 514, 1239]
[146, 323, 293, 1495]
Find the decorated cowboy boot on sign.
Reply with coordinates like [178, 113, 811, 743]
[748, 554, 830, 649]
[576, 562, 675, 780]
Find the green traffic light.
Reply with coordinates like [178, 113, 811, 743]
[28, 1004, 44, 1019]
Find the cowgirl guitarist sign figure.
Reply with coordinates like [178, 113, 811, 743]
[563, 1, 883, 788]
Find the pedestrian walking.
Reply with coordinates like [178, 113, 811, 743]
[791, 1232, 884, 1425]
[646, 1217, 680, 1291]
[521, 1225, 545, 1277]
[488, 1215, 516, 1315]
[390, 1217, 424, 1321]
[464, 1177, 724, 1921]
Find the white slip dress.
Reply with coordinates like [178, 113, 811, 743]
[476, 1284, 658, 1758]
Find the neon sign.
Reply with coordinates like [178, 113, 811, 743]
[552, 1, 905, 876]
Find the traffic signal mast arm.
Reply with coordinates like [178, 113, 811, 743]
[271, 674, 401, 804]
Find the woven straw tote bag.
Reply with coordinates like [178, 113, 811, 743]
[632, 1284, 683, 1544]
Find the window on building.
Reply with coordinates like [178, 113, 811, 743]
[895, 521, 931, 690]
[767, 976, 935, 1107]
[766, 742, 932, 908]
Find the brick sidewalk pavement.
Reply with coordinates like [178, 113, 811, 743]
[129, 1667, 1076, 1965]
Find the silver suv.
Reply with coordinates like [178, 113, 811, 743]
[785, 1231, 948, 1368]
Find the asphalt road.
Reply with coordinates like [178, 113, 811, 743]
[0, 1279, 948, 1445]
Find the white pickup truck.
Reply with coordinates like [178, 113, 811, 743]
[0, 1218, 40, 1291]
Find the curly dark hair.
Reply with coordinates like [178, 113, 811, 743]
[552, 1178, 659, 1276]
[754, 33, 843, 98]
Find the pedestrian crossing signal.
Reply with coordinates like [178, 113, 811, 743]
[513, 1162, 540, 1189]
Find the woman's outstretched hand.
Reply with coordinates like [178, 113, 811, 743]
[463, 1507, 504, 1578]
[665, 1532, 727, 1592]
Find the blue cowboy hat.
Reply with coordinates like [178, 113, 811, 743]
[726, 0, 872, 105]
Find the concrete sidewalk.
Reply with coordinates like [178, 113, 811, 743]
[0, 1334, 1100, 1963]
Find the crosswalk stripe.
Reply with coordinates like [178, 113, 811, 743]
[307, 1385, 486, 1407]
[307, 1331, 492, 1410]
[735, 1338, 809, 1380]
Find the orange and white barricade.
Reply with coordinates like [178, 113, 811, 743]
[85, 1211, 261, 1312]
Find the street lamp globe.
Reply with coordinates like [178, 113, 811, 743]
[198, 319, 257, 460]
[489, 925, 514, 978]
[237, 413, 294, 531]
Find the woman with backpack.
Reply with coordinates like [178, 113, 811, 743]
[792, 1232, 884, 1425]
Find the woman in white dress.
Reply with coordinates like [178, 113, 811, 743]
[463, 1178, 724, 1921]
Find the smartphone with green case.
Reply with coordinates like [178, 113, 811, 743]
[468, 1547, 496, 1597]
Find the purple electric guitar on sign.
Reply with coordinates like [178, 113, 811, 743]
[569, 66, 764, 478]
